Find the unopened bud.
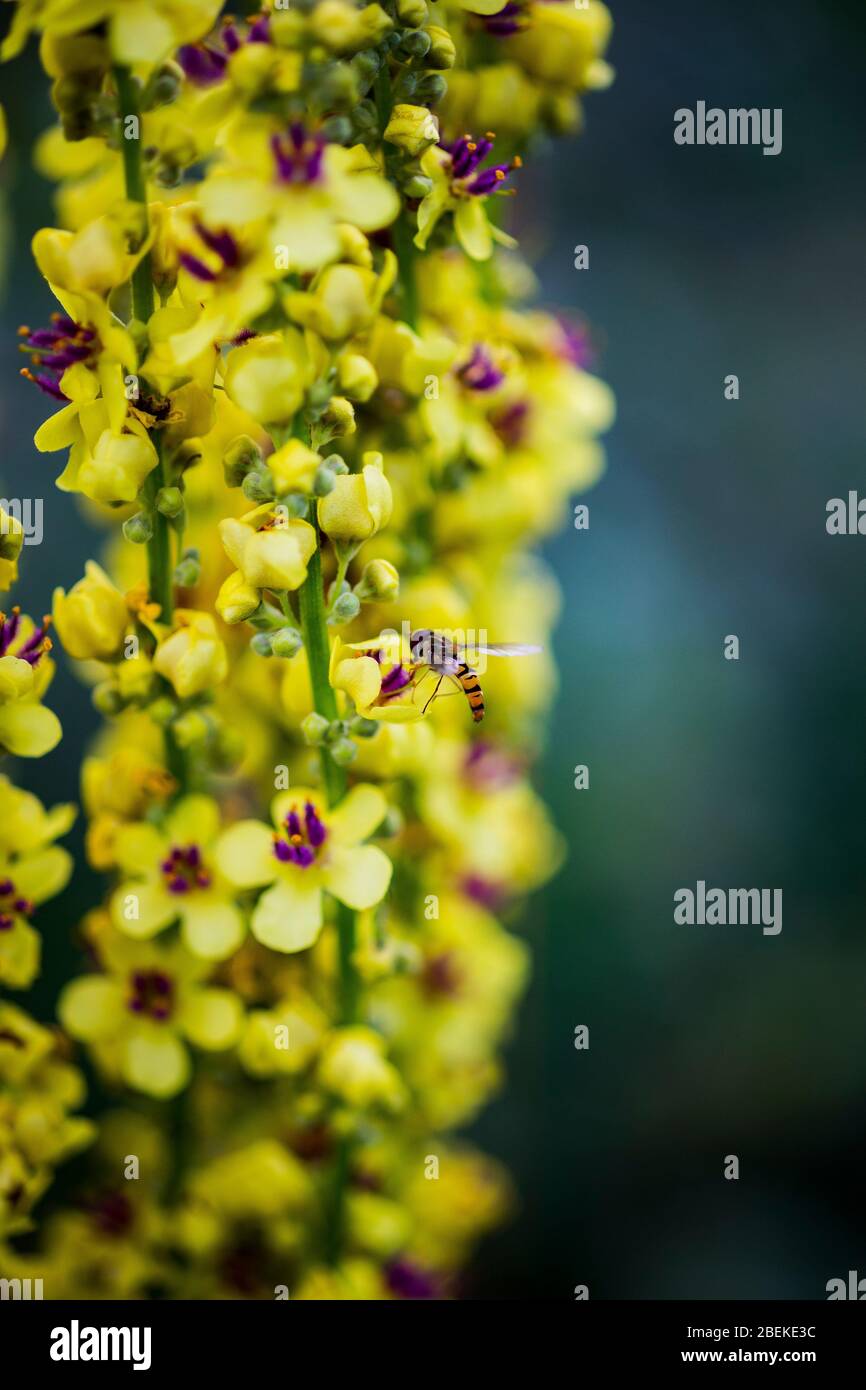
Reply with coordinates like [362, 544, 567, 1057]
[425, 25, 456, 68]
[123, 512, 153, 545]
[270, 627, 303, 658]
[329, 591, 361, 624]
[250, 632, 274, 657]
[92, 683, 124, 716]
[224, 435, 264, 487]
[242, 467, 276, 503]
[173, 548, 201, 587]
[353, 558, 400, 603]
[156, 485, 184, 518]
[301, 711, 331, 745]
[329, 736, 358, 767]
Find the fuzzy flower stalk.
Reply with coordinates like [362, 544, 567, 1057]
[0, 0, 614, 1299]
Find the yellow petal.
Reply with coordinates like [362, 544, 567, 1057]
[179, 987, 243, 1049]
[325, 844, 392, 910]
[12, 846, 73, 905]
[58, 976, 125, 1042]
[180, 898, 245, 961]
[0, 702, 62, 757]
[33, 402, 81, 453]
[329, 784, 387, 847]
[215, 820, 277, 888]
[251, 877, 323, 953]
[110, 878, 177, 939]
[122, 1026, 190, 1098]
[166, 794, 220, 849]
[455, 199, 494, 261]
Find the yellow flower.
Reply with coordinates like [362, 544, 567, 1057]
[59, 930, 243, 1099]
[414, 137, 520, 261]
[384, 104, 439, 157]
[318, 452, 393, 543]
[317, 1027, 406, 1111]
[52, 561, 128, 661]
[219, 505, 317, 593]
[0, 507, 24, 590]
[153, 610, 228, 698]
[108, 794, 244, 960]
[222, 332, 311, 425]
[505, 2, 613, 89]
[216, 785, 392, 953]
[197, 134, 399, 276]
[2, 0, 224, 66]
[215, 570, 260, 626]
[329, 633, 426, 723]
[284, 256, 395, 342]
[267, 438, 322, 496]
[191, 1139, 312, 1219]
[0, 777, 75, 990]
[0, 610, 61, 758]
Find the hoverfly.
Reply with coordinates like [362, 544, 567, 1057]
[408, 628, 542, 723]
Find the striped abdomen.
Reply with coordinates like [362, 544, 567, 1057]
[456, 663, 485, 722]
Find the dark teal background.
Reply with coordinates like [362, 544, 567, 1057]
[2, 1, 866, 1299]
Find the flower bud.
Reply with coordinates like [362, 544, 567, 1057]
[242, 467, 277, 503]
[337, 352, 378, 402]
[270, 627, 304, 659]
[223, 435, 264, 487]
[384, 103, 439, 156]
[396, 0, 429, 26]
[414, 73, 447, 104]
[156, 485, 184, 518]
[349, 715, 380, 738]
[122, 512, 153, 545]
[330, 591, 361, 624]
[329, 735, 358, 767]
[425, 25, 456, 68]
[52, 561, 128, 662]
[173, 548, 201, 587]
[172, 709, 210, 747]
[319, 395, 356, 439]
[395, 29, 431, 61]
[268, 439, 322, 495]
[153, 610, 228, 698]
[92, 683, 125, 716]
[314, 465, 337, 497]
[403, 173, 433, 199]
[219, 509, 318, 593]
[250, 632, 274, 657]
[318, 453, 393, 543]
[0, 507, 24, 588]
[223, 333, 308, 426]
[216, 571, 261, 626]
[353, 558, 400, 604]
[301, 711, 331, 745]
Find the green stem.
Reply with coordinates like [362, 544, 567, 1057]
[373, 61, 418, 330]
[298, 522, 361, 1263]
[114, 64, 173, 624]
[298, 529, 347, 809]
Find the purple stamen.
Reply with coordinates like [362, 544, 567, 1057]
[381, 664, 413, 695]
[177, 43, 228, 85]
[458, 345, 504, 392]
[179, 252, 218, 282]
[127, 969, 175, 1020]
[195, 223, 240, 269]
[271, 128, 326, 186]
[273, 801, 328, 868]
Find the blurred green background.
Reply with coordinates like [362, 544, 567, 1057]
[2, 0, 866, 1300]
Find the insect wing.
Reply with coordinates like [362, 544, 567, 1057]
[457, 641, 543, 659]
